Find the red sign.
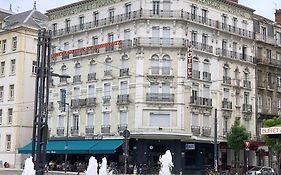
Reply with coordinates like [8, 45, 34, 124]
[51, 40, 123, 58]
[187, 45, 192, 79]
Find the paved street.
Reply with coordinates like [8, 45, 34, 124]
[0, 169, 86, 175]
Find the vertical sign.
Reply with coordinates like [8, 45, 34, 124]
[187, 45, 193, 79]
[60, 89, 66, 112]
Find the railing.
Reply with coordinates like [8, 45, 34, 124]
[255, 57, 281, 68]
[146, 93, 174, 102]
[255, 33, 275, 44]
[223, 76, 231, 85]
[73, 75, 81, 83]
[133, 37, 187, 48]
[117, 94, 129, 104]
[86, 97, 97, 106]
[191, 126, 200, 136]
[85, 126, 94, 135]
[59, 77, 68, 83]
[243, 80, 251, 89]
[191, 41, 213, 54]
[120, 68, 129, 77]
[202, 127, 211, 136]
[202, 72, 211, 81]
[222, 100, 232, 110]
[216, 48, 253, 63]
[102, 96, 111, 104]
[101, 125, 110, 134]
[50, 9, 253, 39]
[71, 127, 79, 136]
[71, 99, 80, 108]
[104, 70, 112, 76]
[88, 73, 96, 81]
[192, 70, 200, 79]
[56, 127, 64, 136]
[190, 96, 212, 107]
[118, 124, 128, 133]
[242, 104, 252, 113]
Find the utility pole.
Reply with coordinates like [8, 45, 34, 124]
[31, 29, 51, 175]
[214, 108, 218, 173]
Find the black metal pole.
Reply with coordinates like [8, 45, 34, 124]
[214, 108, 218, 173]
[65, 103, 70, 174]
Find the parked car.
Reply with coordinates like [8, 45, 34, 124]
[245, 166, 275, 175]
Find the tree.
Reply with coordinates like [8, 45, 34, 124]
[227, 119, 250, 169]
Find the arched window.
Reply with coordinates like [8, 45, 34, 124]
[162, 54, 171, 75]
[121, 54, 129, 69]
[75, 62, 81, 75]
[193, 57, 199, 71]
[151, 54, 159, 74]
[104, 57, 112, 76]
[61, 65, 67, 75]
[203, 59, 210, 80]
[244, 68, 250, 81]
[89, 60, 96, 74]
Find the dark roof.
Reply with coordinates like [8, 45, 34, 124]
[0, 8, 14, 20]
[4, 9, 48, 29]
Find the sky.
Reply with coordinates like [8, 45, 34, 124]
[0, 0, 280, 20]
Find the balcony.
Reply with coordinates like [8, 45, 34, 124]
[146, 93, 174, 102]
[101, 125, 110, 134]
[118, 124, 128, 133]
[149, 67, 172, 77]
[73, 75, 81, 83]
[88, 73, 96, 81]
[85, 126, 94, 135]
[243, 80, 251, 89]
[71, 99, 86, 108]
[120, 68, 129, 77]
[104, 70, 112, 76]
[202, 72, 211, 81]
[256, 57, 281, 68]
[102, 96, 111, 104]
[223, 76, 231, 85]
[71, 127, 79, 136]
[86, 97, 97, 106]
[190, 96, 212, 107]
[242, 104, 252, 113]
[117, 94, 129, 105]
[191, 41, 213, 54]
[48, 102, 54, 111]
[222, 100, 232, 110]
[192, 70, 200, 79]
[255, 33, 275, 45]
[56, 127, 64, 136]
[59, 77, 68, 84]
[191, 126, 200, 136]
[216, 48, 253, 63]
[202, 127, 211, 136]
[217, 22, 253, 39]
[133, 37, 187, 48]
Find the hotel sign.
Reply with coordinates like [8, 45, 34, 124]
[51, 40, 122, 58]
[261, 127, 281, 135]
[187, 45, 193, 79]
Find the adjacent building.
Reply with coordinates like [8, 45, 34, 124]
[0, 6, 47, 168]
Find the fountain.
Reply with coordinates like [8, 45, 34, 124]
[159, 150, 174, 175]
[22, 157, 35, 175]
[85, 156, 98, 175]
[99, 157, 108, 175]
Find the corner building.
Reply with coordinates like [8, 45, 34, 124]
[47, 0, 257, 173]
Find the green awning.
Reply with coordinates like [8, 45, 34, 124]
[19, 139, 123, 154]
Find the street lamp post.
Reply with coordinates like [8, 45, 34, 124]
[214, 108, 218, 173]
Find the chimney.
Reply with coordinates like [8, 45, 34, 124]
[229, 0, 238, 3]
[275, 9, 281, 24]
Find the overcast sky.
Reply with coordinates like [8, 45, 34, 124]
[0, 0, 280, 20]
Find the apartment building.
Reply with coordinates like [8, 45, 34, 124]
[0, 7, 47, 168]
[45, 0, 257, 173]
[254, 10, 281, 166]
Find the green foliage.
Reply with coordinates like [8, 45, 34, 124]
[263, 116, 281, 153]
[227, 119, 250, 151]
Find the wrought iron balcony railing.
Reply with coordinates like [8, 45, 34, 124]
[85, 126, 94, 135]
[223, 76, 231, 85]
[222, 100, 232, 110]
[191, 126, 200, 136]
[243, 80, 251, 89]
[56, 127, 64, 136]
[101, 125, 110, 134]
[146, 93, 174, 102]
[190, 96, 212, 107]
[191, 41, 213, 54]
[118, 124, 128, 133]
[102, 96, 111, 104]
[73, 75, 81, 83]
[120, 68, 129, 77]
[242, 104, 252, 113]
[86, 97, 97, 106]
[202, 127, 211, 136]
[71, 127, 79, 136]
[202, 72, 211, 81]
[117, 94, 129, 104]
[88, 73, 96, 81]
[192, 70, 200, 79]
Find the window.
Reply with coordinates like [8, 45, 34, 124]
[150, 83, 159, 93]
[121, 55, 129, 69]
[103, 112, 110, 125]
[222, 14, 227, 30]
[236, 91, 240, 106]
[109, 8, 114, 23]
[202, 34, 208, 47]
[6, 135, 11, 151]
[32, 61, 37, 74]
[88, 84, 95, 98]
[120, 81, 128, 95]
[223, 88, 230, 100]
[202, 85, 209, 98]
[152, 26, 160, 44]
[63, 42, 69, 51]
[93, 11, 99, 26]
[0, 109, 2, 125]
[12, 37, 17, 51]
[8, 108, 13, 124]
[244, 92, 249, 105]
[277, 76, 281, 87]
[278, 98, 281, 111]
[191, 31, 197, 43]
[10, 59, 15, 75]
[261, 26, 267, 40]
[242, 20, 248, 32]
[52, 23, 57, 36]
[233, 42, 238, 56]
[107, 33, 114, 50]
[223, 118, 228, 133]
[79, 16, 84, 30]
[72, 114, 79, 129]
[125, 3, 131, 18]
[163, 27, 170, 42]
[151, 54, 160, 74]
[277, 32, 281, 46]
[105, 57, 112, 73]
[242, 45, 247, 60]
[0, 61, 4, 76]
[232, 17, 237, 31]
[120, 111, 127, 125]
[78, 39, 83, 48]
[153, 1, 160, 15]
[65, 19, 70, 33]
[257, 95, 262, 111]
[75, 63, 81, 75]
[223, 64, 229, 77]
[191, 113, 199, 126]
[150, 113, 170, 127]
[92, 36, 98, 45]
[277, 52, 281, 62]
[202, 9, 207, 24]
[2, 40, 6, 53]
[58, 115, 64, 127]
[191, 5, 197, 20]
[162, 55, 171, 75]
[9, 85, 14, 100]
[0, 86, 3, 101]
[222, 40, 227, 51]
[89, 60, 96, 73]
[267, 96, 272, 112]
[203, 114, 209, 127]
[73, 87, 80, 99]
[104, 83, 111, 97]
[87, 112, 94, 126]
[192, 84, 198, 98]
